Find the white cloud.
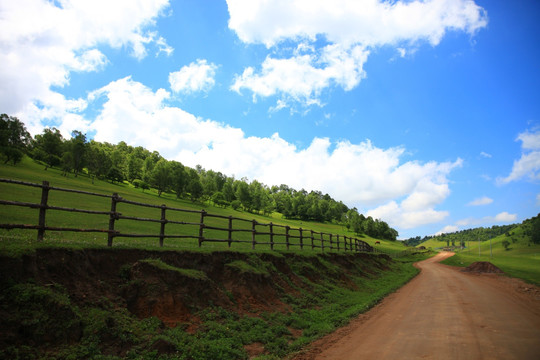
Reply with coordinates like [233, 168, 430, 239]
[85, 77, 462, 232]
[456, 212, 517, 227]
[435, 225, 460, 236]
[537, 193, 540, 206]
[0, 0, 171, 126]
[169, 59, 218, 94]
[227, 0, 487, 107]
[467, 196, 493, 206]
[231, 44, 368, 106]
[480, 151, 492, 158]
[498, 129, 540, 184]
[227, 0, 487, 47]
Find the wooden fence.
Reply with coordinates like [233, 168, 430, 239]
[0, 179, 373, 253]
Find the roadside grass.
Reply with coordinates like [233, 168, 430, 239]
[0, 157, 406, 255]
[439, 229, 540, 285]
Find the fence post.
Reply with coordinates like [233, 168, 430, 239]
[228, 216, 233, 248]
[251, 220, 257, 250]
[311, 230, 315, 250]
[285, 226, 290, 250]
[329, 234, 333, 251]
[269, 222, 274, 250]
[198, 210, 206, 247]
[159, 204, 167, 247]
[336, 234, 340, 251]
[107, 193, 119, 247]
[320, 232, 324, 252]
[299, 228, 304, 250]
[37, 181, 50, 242]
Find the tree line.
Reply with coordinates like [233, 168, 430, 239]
[403, 214, 540, 247]
[0, 114, 399, 241]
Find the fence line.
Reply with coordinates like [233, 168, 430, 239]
[0, 178, 375, 254]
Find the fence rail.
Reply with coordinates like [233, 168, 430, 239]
[0, 178, 374, 254]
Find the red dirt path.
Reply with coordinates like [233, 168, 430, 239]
[292, 252, 540, 360]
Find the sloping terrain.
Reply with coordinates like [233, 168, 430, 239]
[0, 248, 417, 359]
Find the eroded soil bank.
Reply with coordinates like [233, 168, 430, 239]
[0, 248, 413, 359]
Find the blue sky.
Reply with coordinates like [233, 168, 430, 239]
[1, 0, 539, 239]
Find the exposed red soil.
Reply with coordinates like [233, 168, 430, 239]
[461, 261, 504, 273]
[0, 248, 391, 357]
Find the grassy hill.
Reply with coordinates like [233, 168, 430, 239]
[440, 223, 540, 285]
[0, 157, 433, 360]
[412, 218, 540, 285]
[0, 157, 407, 256]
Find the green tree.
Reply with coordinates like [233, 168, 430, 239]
[63, 131, 87, 176]
[150, 159, 171, 197]
[186, 169, 203, 202]
[0, 114, 31, 164]
[235, 180, 252, 211]
[531, 215, 540, 244]
[170, 161, 188, 199]
[31, 127, 64, 169]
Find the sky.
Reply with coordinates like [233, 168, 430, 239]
[1, 0, 539, 239]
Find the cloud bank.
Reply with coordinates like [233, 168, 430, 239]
[82, 77, 461, 231]
[0, 0, 171, 132]
[227, 0, 488, 108]
[498, 129, 540, 184]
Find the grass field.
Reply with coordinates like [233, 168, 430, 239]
[436, 227, 540, 285]
[0, 157, 408, 256]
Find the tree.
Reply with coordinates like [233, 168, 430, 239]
[0, 114, 31, 164]
[170, 161, 188, 199]
[502, 239, 510, 251]
[235, 180, 252, 211]
[126, 154, 143, 182]
[150, 159, 171, 196]
[31, 127, 64, 169]
[531, 215, 540, 244]
[63, 131, 87, 176]
[86, 141, 112, 182]
[187, 174, 203, 202]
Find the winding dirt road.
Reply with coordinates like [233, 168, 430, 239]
[293, 252, 540, 360]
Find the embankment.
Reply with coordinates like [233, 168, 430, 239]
[0, 248, 418, 359]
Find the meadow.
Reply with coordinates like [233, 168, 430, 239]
[0, 156, 407, 256]
[434, 226, 540, 285]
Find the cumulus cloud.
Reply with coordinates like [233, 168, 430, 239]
[0, 0, 171, 127]
[467, 196, 493, 206]
[84, 77, 461, 230]
[435, 225, 460, 236]
[455, 212, 517, 227]
[169, 59, 218, 94]
[227, 0, 487, 108]
[497, 129, 540, 184]
[231, 44, 369, 106]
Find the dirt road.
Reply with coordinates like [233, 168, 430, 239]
[293, 252, 540, 360]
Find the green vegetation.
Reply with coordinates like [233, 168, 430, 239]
[0, 156, 406, 256]
[0, 114, 398, 240]
[140, 258, 209, 280]
[0, 120, 434, 359]
[439, 222, 540, 285]
[0, 250, 429, 360]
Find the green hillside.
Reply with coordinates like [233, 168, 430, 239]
[0, 157, 408, 256]
[406, 217, 540, 285]
[440, 221, 540, 285]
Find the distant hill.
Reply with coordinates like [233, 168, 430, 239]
[403, 214, 540, 248]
